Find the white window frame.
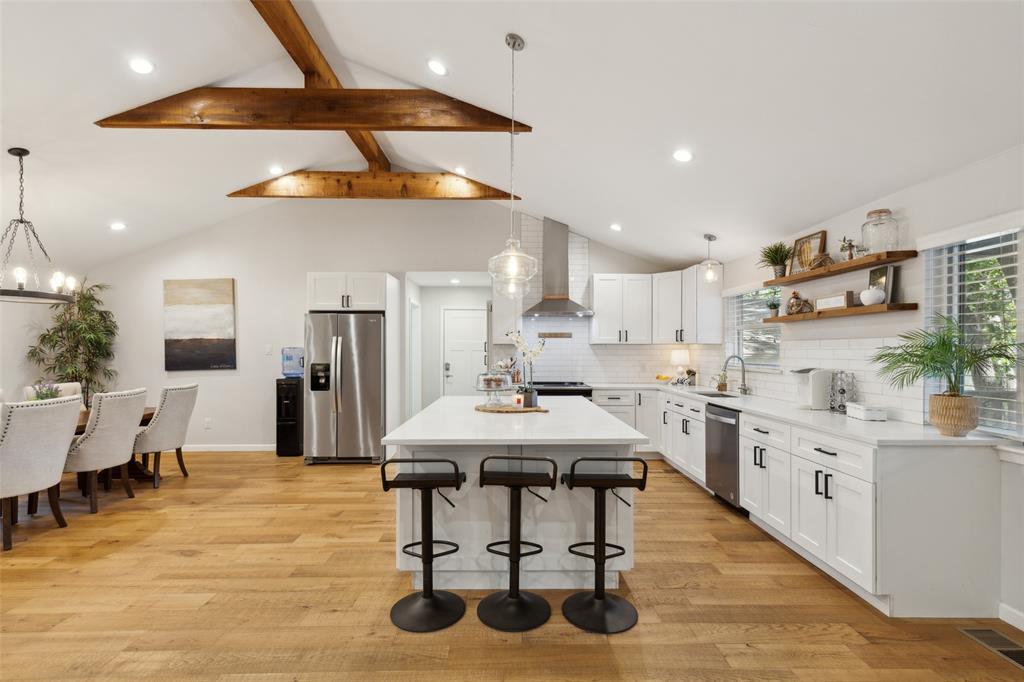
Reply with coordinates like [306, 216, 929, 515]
[725, 286, 783, 370]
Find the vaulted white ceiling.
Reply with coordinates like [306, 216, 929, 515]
[2, 1, 1021, 273]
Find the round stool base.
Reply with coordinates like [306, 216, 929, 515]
[390, 590, 466, 632]
[477, 590, 551, 632]
[561, 591, 638, 634]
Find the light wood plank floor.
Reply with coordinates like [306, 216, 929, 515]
[1, 456, 1020, 681]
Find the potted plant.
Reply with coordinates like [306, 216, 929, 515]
[713, 371, 729, 393]
[839, 236, 857, 261]
[27, 281, 118, 404]
[766, 299, 781, 318]
[872, 313, 1022, 436]
[758, 242, 793, 279]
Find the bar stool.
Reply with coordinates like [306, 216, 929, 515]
[381, 458, 467, 632]
[477, 455, 558, 632]
[560, 457, 648, 634]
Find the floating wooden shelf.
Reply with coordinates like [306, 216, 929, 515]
[764, 250, 918, 287]
[765, 303, 918, 324]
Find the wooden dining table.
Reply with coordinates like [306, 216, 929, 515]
[75, 406, 157, 481]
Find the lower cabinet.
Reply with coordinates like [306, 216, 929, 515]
[661, 402, 704, 485]
[603, 405, 636, 429]
[740, 437, 790, 536]
[790, 454, 874, 591]
[635, 390, 662, 452]
[686, 418, 706, 482]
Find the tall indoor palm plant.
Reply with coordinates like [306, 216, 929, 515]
[27, 281, 118, 403]
[872, 313, 1021, 436]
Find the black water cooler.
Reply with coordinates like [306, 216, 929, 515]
[276, 378, 303, 457]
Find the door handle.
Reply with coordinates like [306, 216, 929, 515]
[607, 396, 621, 400]
[753, 427, 769, 435]
[759, 448, 767, 469]
[336, 335, 343, 409]
[330, 336, 339, 414]
[618, 330, 622, 342]
[683, 419, 689, 435]
[680, 329, 685, 342]
[638, 393, 642, 406]
[662, 411, 667, 425]
[675, 330, 680, 342]
[753, 446, 760, 467]
[625, 330, 629, 342]
[689, 407, 700, 414]
[814, 447, 838, 456]
[346, 294, 352, 308]
[814, 469, 823, 495]
[824, 473, 833, 499]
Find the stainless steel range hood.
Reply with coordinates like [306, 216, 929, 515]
[523, 218, 594, 317]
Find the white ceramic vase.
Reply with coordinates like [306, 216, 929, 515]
[860, 287, 886, 306]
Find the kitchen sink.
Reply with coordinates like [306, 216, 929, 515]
[695, 391, 735, 398]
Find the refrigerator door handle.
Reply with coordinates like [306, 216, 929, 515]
[335, 335, 343, 411]
[330, 336, 339, 414]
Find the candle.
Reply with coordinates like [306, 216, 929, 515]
[514, 393, 524, 408]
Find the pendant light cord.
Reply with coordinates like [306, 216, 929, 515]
[509, 41, 516, 241]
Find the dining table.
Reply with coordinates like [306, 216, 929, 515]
[75, 406, 157, 481]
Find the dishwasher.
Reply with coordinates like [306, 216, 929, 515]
[705, 404, 741, 507]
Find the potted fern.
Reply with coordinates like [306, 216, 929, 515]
[27, 281, 118, 404]
[872, 313, 1022, 436]
[758, 242, 793, 279]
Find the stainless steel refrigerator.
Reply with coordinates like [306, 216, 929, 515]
[304, 312, 385, 463]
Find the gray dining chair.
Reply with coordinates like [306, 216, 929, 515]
[0, 396, 81, 550]
[134, 384, 198, 488]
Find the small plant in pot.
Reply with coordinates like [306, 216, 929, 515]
[758, 242, 793, 279]
[872, 313, 1022, 436]
[766, 299, 781, 318]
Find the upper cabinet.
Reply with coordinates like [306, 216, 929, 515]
[307, 272, 388, 311]
[652, 266, 722, 344]
[590, 274, 652, 344]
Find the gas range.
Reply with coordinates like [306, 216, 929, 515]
[530, 381, 593, 398]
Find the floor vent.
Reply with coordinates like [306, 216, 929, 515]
[961, 628, 1024, 671]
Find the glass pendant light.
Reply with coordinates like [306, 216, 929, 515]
[0, 148, 74, 304]
[488, 33, 537, 299]
[699, 233, 721, 283]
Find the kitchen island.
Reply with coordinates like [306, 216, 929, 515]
[381, 395, 648, 589]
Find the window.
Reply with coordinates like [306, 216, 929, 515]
[924, 229, 1020, 434]
[725, 286, 782, 368]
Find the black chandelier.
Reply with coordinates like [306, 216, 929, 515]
[1, 147, 74, 304]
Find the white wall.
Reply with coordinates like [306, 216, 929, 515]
[0, 302, 52, 401]
[1000, 452, 1024, 630]
[418, 286, 490, 407]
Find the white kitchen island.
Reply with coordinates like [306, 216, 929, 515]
[381, 396, 649, 589]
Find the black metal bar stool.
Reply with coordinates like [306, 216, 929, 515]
[381, 458, 467, 632]
[560, 457, 648, 634]
[477, 455, 558, 632]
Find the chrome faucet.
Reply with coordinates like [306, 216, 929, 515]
[722, 355, 751, 395]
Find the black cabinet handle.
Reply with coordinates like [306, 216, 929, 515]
[813, 447, 838, 457]
[625, 330, 629, 342]
[753, 427, 769, 435]
[814, 470, 823, 495]
[674, 403, 684, 408]
[753, 446, 760, 467]
[638, 393, 642, 406]
[607, 396, 621, 400]
[690, 408, 700, 414]
[759, 447, 767, 469]
[824, 473, 833, 499]
[618, 330, 622, 342]
[680, 329, 685, 341]
[663, 411, 667, 425]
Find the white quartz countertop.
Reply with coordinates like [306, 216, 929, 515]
[383, 395, 649, 446]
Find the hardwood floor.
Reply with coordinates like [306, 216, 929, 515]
[1, 456, 1020, 681]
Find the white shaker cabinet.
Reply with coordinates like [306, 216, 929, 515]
[740, 436, 790, 536]
[651, 267, 722, 344]
[306, 272, 388, 311]
[590, 274, 652, 344]
[790, 455, 828, 562]
[635, 390, 662, 453]
[652, 271, 683, 343]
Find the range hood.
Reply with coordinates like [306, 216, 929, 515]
[523, 218, 594, 317]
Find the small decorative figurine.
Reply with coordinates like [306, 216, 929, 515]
[787, 290, 814, 315]
[840, 235, 857, 261]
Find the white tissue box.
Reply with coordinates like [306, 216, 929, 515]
[846, 402, 887, 421]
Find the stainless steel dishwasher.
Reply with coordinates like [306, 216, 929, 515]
[705, 404, 741, 507]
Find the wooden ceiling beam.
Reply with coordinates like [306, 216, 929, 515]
[95, 87, 531, 133]
[228, 170, 518, 200]
[249, 0, 389, 170]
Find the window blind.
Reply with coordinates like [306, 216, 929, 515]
[924, 229, 1021, 434]
[725, 287, 782, 367]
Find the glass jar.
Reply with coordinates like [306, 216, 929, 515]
[861, 208, 900, 254]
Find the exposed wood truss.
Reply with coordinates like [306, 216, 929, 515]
[95, 87, 531, 134]
[228, 170, 519, 201]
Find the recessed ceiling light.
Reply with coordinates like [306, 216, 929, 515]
[610, 223, 622, 232]
[427, 59, 448, 76]
[129, 57, 154, 74]
[269, 164, 284, 176]
[450, 278, 461, 284]
[672, 148, 694, 163]
[454, 166, 467, 176]
[110, 221, 127, 231]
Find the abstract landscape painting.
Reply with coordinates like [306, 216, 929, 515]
[163, 278, 237, 371]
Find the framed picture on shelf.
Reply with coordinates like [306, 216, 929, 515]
[868, 265, 897, 303]
[814, 291, 855, 311]
[789, 230, 827, 274]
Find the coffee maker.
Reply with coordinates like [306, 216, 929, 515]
[791, 368, 831, 410]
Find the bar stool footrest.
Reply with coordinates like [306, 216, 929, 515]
[567, 541, 625, 561]
[402, 540, 459, 560]
[486, 539, 543, 559]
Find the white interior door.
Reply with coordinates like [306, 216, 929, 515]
[442, 308, 487, 396]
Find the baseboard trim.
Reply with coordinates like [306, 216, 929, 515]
[181, 444, 275, 452]
[1000, 602, 1024, 632]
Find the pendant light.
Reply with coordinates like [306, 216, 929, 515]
[0, 148, 74, 304]
[488, 33, 537, 299]
[700, 233, 721, 283]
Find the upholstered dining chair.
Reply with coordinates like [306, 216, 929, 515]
[0, 396, 81, 550]
[64, 389, 146, 513]
[22, 382, 87, 411]
[134, 384, 198, 488]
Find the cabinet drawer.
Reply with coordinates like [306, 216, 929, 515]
[664, 395, 704, 421]
[593, 390, 635, 406]
[791, 427, 875, 483]
[740, 414, 791, 450]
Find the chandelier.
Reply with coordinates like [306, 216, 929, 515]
[0, 148, 74, 304]
[488, 33, 537, 299]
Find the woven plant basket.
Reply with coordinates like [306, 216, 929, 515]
[929, 394, 978, 437]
